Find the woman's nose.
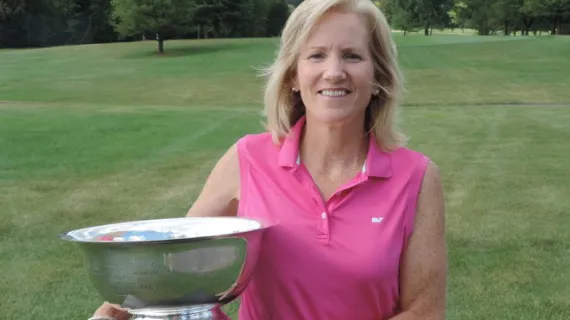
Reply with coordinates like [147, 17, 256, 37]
[323, 57, 346, 82]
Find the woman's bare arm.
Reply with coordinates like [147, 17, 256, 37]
[391, 161, 447, 320]
[186, 142, 240, 217]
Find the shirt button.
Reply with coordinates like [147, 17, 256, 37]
[321, 212, 327, 219]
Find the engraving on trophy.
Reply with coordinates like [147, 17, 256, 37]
[164, 245, 241, 274]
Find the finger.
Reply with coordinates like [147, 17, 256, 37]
[104, 302, 129, 311]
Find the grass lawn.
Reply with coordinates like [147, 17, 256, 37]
[1, 34, 569, 319]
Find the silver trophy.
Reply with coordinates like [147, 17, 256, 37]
[60, 216, 274, 320]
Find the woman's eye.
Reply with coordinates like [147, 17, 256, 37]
[345, 54, 362, 61]
[309, 53, 324, 60]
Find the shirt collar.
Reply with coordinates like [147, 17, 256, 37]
[278, 116, 305, 170]
[278, 116, 392, 178]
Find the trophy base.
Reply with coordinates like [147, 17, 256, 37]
[129, 304, 229, 320]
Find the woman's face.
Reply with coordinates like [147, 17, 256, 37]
[293, 10, 376, 126]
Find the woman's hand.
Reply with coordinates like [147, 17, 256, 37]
[91, 301, 131, 320]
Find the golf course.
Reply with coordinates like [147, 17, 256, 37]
[1, 33, 569, 319]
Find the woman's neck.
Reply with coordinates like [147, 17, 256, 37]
[299, 115, 368, 173]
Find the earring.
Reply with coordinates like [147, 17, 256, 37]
[292, 87, 299, 92]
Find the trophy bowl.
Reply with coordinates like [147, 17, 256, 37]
[60, 216, 273, 320]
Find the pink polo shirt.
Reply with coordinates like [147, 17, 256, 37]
[235, 117, 429, 320]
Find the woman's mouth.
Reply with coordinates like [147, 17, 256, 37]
[319, 89, 351, 97]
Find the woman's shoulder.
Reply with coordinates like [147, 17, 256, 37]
[389, 146, 431, 167]
[382, 146, 435, 187]
[236, 131, 281, 157]
[237, 131, 276, 146]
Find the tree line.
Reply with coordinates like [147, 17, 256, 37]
[1, 0, 568, 50]
[381, 0, 570, 36]
[0, 0, 292, 50]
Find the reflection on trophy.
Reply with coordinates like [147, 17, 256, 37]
[60, 217, 274, 320]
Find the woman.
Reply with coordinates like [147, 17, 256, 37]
[90, 0, 447, 319]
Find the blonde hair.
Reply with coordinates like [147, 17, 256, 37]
[262, 0, 406, 151]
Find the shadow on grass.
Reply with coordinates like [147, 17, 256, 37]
[122, 41, 252, 59]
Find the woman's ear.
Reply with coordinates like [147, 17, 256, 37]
[290, 70, 299, 92]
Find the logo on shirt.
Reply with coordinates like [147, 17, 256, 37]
[371, 217, 384, 223]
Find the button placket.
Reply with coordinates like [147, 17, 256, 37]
[295, 160, 331, 242]
[317, 210, 330, 241]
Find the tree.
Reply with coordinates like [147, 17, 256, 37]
[460, 0, 495, 35]
[392, 2, 414, 35]
[543, 0, 570, 34]
[392, 0, 420, 35]
[110, 0, 196, 54]
[0, 1, 26, 19]
[223, 0, 254, 37]
[266, 0, 289, 37]
[517, 0, 543, 35]
[415, 0, 454, 35]
[251, 0, 270, 37]
[374, 0, 394, 24]
[491, 0, 519, 35]
[448, 1, 469, 32]
[193, 0, 254, 38]
[69, 0, 117, 43]
[0, 0, 77, 47]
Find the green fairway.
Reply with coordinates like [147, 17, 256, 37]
[1, 35, 569, 107]
[1, 34, 569, 319]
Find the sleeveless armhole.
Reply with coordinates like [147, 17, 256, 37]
[404, 154, 430, 242]
[236, 136, 250, 218]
